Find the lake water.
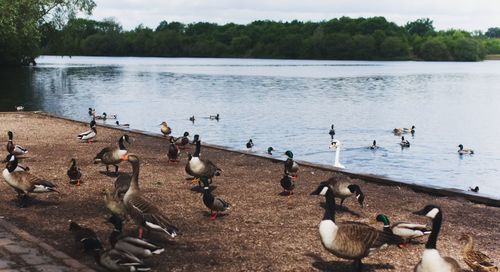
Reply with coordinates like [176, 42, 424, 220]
[1, 56, 500, 198]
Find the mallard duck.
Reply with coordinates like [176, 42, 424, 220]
[267, 147, 274, 155]
[311, 183, 401, 271]
[114, 173, 131, 200]
[160, 121, 171, 137]
[174, 131, 190, 148]
[459, 233, 498, 272]
[122, 154, 179, 238]
[284, 150, 299, 178]
[103, 189, 126, 217]
[77, 120, 97, 143]
[93, 248, 149, 272]
[458, 144, 474, 155]
[413, 205, 461, 272]
[316, 177, 364, 208]
[95, 112, 108, 120]
[400, 136, 410, 147]
[185, 140, 221, 185]
[2, 154, 29, 172]
[167, 137, 180, 162]
[209, 113, 220, 121]
[69, 220, 103, 252]
[280, 174, 295, 196]
[375, 214, 431, 247]
[88, 107, 95, 116]
[201, 177, 230, 220]
[403, 125, 416, 134]
[2, 155, 59, 207]
[115, 121, 130, 128]
[67, 158, 82, 186]
[329, 140, 345, 169]
[370, 140, 378, 150]
[246, 139, 254, 150]
[329, 124, 335, 139]
[6, 131, 28, 156]
[94, 135, 130, 175]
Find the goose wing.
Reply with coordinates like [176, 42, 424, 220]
[94, 147, 114, 161]
[126, 195, 179, 237]
[113, 174, 131, 199]
[9, 172, 58, 193]
[337, 222, 401, 256]
[203, 159, 221, 177]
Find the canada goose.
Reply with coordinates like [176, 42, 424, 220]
[329, 124, 335, 139]
[209, 113, 220, 121]
[69, 220, 103, 252]
[201, 177, 230, 220]
[375, 214, 431, 247]
[67, 158, 82, 186]
[93, 248, 149, 272]
[329, 140, 345, 169]
[284, 150, 299, 178]
[280, 174, 295, 196]
[370, 140, 378, 150]
[95, 112, 108, 120]
[316, 177, 364, 208]
[77, 120, 97, 143]
[6, 131, 28, 155]
[122, 154, 179, 238]
[311, 183, 401, 271]
[114, 173, 131, 200]
[393, 125, 415, 135]
[103, 189, 126, 217]
[458, 144, 474, 155]
[167, 137, 180, 162]
[413, 205, 461, 272]
[160, 121, 171, 137]
[174, 131, 190, 148]
[469, 186, 479, 193]
[2, 154, 29, 172]
[267, 147, 274, 155]
[185, 140, 221, 185]
[115, 121, 130, 128]
[246, 139, 254, 150]
[459, 233, 498, 272]
[2, 155, 59, 207]
[94, 135, 130, 175]
[400, 136, 410, 147]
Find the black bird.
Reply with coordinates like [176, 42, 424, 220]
[329, 124, 335, 139]
[67, 158, 82, 186]
[69, 220, 103, 252]
[210, 113, 220, 121]
[246, 139, 254, 150]
[469, 186, 479, 193]
[191, 134, 200, 144]
[167, 137, 180, 162]
[189, 115, 195, 123]
[280, 174, 295, 196]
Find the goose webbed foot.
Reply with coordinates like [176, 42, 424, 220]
[192, 177, 200, 185]
[287, 191, 294, 198]
[114, 165, 119, 176]
[16, 194, 29, 208]
[105, 165, 109, 173]
[210, 211, 218, 220]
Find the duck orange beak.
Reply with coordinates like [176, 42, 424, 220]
[121, 154, 129, 161]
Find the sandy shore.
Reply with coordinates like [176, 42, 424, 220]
[0, 112, 498, 271]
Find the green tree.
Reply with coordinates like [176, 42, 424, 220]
[450, 38, 485, 61]
[405, 18, 434, 36]
[419, 39, 451, 61]
[380, 37, 410, 59]
[485, 27, 500, 38]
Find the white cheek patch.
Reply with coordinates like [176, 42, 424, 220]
[203, 187, 209, 190]
[356, 194, 360, 199]
[426, 208, 440, 219]
[9, 156, 15, 162]
[320, 186, 329, 196]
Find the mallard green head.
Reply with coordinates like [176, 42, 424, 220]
[200, 176, 210, 188]
[375, 214, 390, 225]
[267, 147, 274, 154]
[284, 150, 293, 158]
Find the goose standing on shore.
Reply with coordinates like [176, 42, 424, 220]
[400, 136, 410, 148]
[6, 131, 28, 155]
[375, 214, 431, 247]
[458, 144, 474, 155]
[93, 135, 130, 175]
[413, 205, 461, 272]
[122, 154, 179, 239]
[2, 154, 59, 207]
[77, 120, 97, 143]
[284, 150, 299, 178]
[315, 177, 364, 209]
[459, 233, 498, 272]
[185, 140, 221, 185]
[201, 177, 230, 220]
[2, 154, 29, 172]
[311, 183, 401, 271]
[329, 140, 345, 169]
[67, 158, 82, 186]
[160, 121, 171, 137]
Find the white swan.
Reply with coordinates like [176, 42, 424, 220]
[329, 140, 345, 169]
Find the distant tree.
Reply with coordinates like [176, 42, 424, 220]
[405, 18, 435, 36]
[450, 37, 485, 61]
[380, 37, 410, 59]
[485, 27, 500, 38]
[419, 39, 451, 61]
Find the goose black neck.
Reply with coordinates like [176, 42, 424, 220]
[7, 158, 18, 172]
[194, 141, 201, 157]
[323, 190, 336, 222]
[118, 137, 126, 150]
[425, 211, 442, 249]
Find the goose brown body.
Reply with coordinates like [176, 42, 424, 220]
[460, 234, 498, 272]
[319, 177, 365, 208]
[94, 135, 129, 174]
[185, 140, 221, 180]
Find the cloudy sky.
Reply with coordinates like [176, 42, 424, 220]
[89, 0, 499, 32]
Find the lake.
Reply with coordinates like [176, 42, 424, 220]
[1, 56, 500, 198]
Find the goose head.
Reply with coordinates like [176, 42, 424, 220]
[329, 140, 341, 149]
[169, 137, 175, 144]
[458, 144, 464, 150]
[122, 135, 130, 144]
[372, 140, 377, 146]
[187, 153, 192, 161]
[413, 204, 441, 219]
[70, 158, 77, 166]
[284, 150, 294, 159]
[183, 131, 189, 137]
[192, 134, 200, 144]
[347, 184, 364, 207]
[2, 154, 14, 163]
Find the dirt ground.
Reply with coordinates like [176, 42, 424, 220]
[0, 112, 498, 272]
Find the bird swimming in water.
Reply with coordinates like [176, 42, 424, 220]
[246, 139, 254, 150]
[400, 136, 410, 148]
[115, 121, 130, 128]
[209, 114, 220, 121]
[458, 144, 474, 155]
[329, 124, 335, 139]
[189, 116, 195, 123]
[370, 140, 378, 150]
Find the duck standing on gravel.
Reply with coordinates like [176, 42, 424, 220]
[2, 154, 59, 207]
[284, 150, 299, 178]
[316, 177, 364, 209]
[459, 233, 498, 272]
[67, 158, 82, 186]
[280, 174, 295, 197]
[167, 137, 180, 162]
[94, 135, 130, 175]
[77, 120, 97, 143]
[185, 140, 221, 185]
[6, 131, 28, 155]
[201, 177, 230, 220]
[160, 121, 171, 137]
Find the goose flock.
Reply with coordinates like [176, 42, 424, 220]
[2, 113, 497, 272]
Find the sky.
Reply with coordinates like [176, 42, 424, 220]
[89, 0, 500, 32]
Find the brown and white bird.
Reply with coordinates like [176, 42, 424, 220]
[284, 150, 299, 178]
[94, 135, 130, 175]
[6, 131, 28, 156]
[67, 158, 82, 186]
[185, 140, 221, 185]
[160, 121, 171, 137]
[459, 233, 498, 272]
[201, 177, 230, 220]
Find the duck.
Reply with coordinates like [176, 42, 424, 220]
[114, 173, 131, 200]
[329, 140, 345, 169]
[284, 150, 299, 178]
[2, 154, 59, 207]
[458, 144, 474, 155]
[67, 158, 82, 186]
[88, 107, 95, 116]
[400, 136, 410, 147]
[103, 189, 126, 217]
[160, 121, 171, 137]
[404, 125, 416, 134]
[6, 131, 28, 156]
[174, 131, 190, 148]
[69, 220, 103, 252]
[393, 125, 415, 135]
[115, 121, 130, 128]
[370, 140, 378, 150]
[314, 177, 364, 208]
[93, 134, 130, 175]
[77, 120, 97, 143]
[267, 147, 274, 155]
[122, 154, 179, 239]
[189, 115, 195, 123]
[209, 113, 220, 121]
[15, 106, 24, 111]
[2, 154, 29, 172]
[93, 248, 148, 272]
[185, 140, 221, 185]
[167, 137, 180, 162]
[95, 112, 118, 120]
[375, 214, 431, 247]
[413, 205, 461, 272]
[201, 177, 230, 220]
[280, 174, 295, 197]
[329, 124, 335, 139]
[246, 139, 254, 150]
[469, 186, 479, 193]
[311, 183, 402, 271]
[459, 233, 498, 272]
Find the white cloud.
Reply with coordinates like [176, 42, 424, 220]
[89, 0, 500, 31]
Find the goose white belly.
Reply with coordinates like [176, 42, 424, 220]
[336, 185, 352, 198]
[189, 157, 205, 172]
[319, 220, 339, 252]
[2, 169, 18, 189]
[416, 249, 454, 272]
